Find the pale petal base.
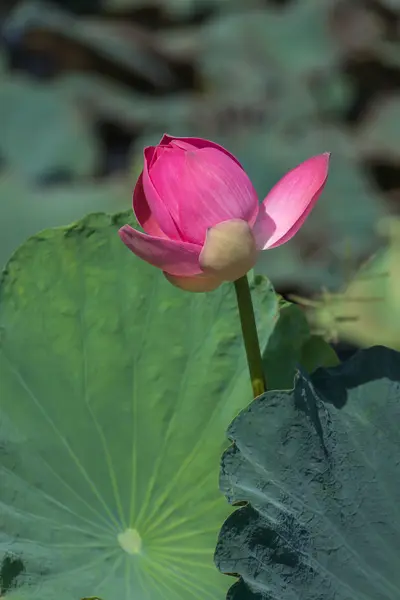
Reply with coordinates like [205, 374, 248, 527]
[199, 219, 257, 281]
[163, 272, 222, 293]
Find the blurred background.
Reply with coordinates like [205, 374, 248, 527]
[0, 0, 400, 352]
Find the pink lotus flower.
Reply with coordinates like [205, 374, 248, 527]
[119, 134, 330, 292]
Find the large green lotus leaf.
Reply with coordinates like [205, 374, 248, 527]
[215, 346, 400, 599]
[0, 211, 279, 600]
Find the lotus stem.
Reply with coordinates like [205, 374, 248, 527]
[234, 275, 266, 397]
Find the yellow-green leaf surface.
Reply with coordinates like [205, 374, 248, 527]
[0, 212, 278, 600]
[307, 219, 400, 349]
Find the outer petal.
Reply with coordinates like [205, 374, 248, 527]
[253, 153, 330, 250]
[118, 225, 202, 276]
[133, 173, 167, 238]
[149, 147, 259, 245]
[142, 146, 183, 241]
[158, 133, 245, 170]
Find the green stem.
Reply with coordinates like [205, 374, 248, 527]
[234, 275, 266, 398]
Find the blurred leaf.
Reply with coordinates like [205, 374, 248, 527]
[310, 72, 355, 116]
[375, 0, 400, 10]
[54, 73, 196, 131]
[356, 95, 400, 161]
[305, 218, 400, 349]
[4, 1, 173, 86]
[376, 40, 400, 68]
[156, 26, 202, 62]
[104, 0, 233, 18]
[102, 0, 142, 8]
[0, 77, 99, 179]
[0, 172, 131, 268]
[200, 1, 339, 97]
[0, 50, 6, 77]
[331, 1, 386, 55]
[73, 21, 173, 86]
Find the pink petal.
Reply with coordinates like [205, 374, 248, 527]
[158, 133, 245, 170]
[132, 173, 168, 238]
[253, 153, 330, 250]
[142, 146, 183, 241]
[149, 147, 259, 245]
[145, 145, 157, 169]
[118, 225, 202, 276]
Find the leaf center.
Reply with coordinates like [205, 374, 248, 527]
[117, 528, 142, 555]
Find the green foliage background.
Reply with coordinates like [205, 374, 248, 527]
[0, 0, 399, 293]
[1, 0, 400, 597]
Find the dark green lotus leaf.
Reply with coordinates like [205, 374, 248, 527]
[262, 298, 310, 391]
[262, 297, 339, 390]
[299, 334, 340, 373]
[0, 211, 280, 600]
[215, 345, 400, 599]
